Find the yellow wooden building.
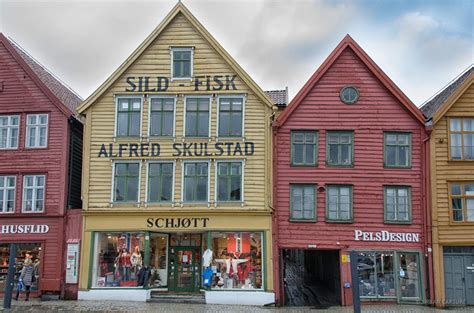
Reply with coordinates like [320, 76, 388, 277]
[421, 66, 474, 307]
[76, 3, 276, 304]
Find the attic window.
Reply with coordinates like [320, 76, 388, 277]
[340, 86, 359, 105]
[171, 47, 193, 79]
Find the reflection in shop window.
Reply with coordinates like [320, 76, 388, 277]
[0, 243, 41, 292]
[204, 232, 263, 290]
[399, 252, 420, 299]
[94, 233, 145, 287]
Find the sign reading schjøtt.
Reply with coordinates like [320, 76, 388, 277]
[1, 224, 50, 234]
[354, 229, 420, 243]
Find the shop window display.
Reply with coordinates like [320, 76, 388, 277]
[399, 253, 420, 299]
[0, 243, 41, 292]
[204, 232, 263, 290]
[148, 234, 169, 287]
[94, 233, 144, 287]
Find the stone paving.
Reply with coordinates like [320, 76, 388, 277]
[1, 299, 474, 313]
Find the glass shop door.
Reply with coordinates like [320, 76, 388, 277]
[170, 247, 196, 292]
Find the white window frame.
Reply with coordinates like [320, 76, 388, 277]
[114, 95, 144, 138]
[216, 95, 246, 139]
[183, 95, 213, 138]
[214, 160, 244, 204]
[147, 96, 176, 138]
[181, 160, 211, 204]
[0, 175, 16, 213]
[111, 161, 142, 205]
[25, 114, 48, 148]
[145, 160, 175, 205]
[22, 174, 45, 213]
[0, 115, 20, 149]
[170, 47, 194, 80]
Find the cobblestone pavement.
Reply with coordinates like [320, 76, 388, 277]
[1, 299, 474, 313]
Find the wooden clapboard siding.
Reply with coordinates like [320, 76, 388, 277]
[82, 12, 272, 212]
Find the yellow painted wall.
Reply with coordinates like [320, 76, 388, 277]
[430, 82, 474, 306]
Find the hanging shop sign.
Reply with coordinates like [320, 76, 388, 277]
[97, 142, 254, 158]
[0, 224, 50, 234]
[354, 229, 420, 243]
[125, 75, 237, 92]
[146, 217, 210, 229]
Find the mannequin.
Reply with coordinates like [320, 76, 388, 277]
[214, 254, 248, 289]
[130, 246, 142, 280]
[120, 249, 131, 281]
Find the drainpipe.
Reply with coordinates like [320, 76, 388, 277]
[271, 122, 281, 305]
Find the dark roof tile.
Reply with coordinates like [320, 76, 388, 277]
[265, 89, 288, 107]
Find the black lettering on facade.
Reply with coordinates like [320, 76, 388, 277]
[126, 77, 136, 92]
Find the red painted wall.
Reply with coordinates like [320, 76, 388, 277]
[273, 47, 429, 305]
[0, 40, 76, 294]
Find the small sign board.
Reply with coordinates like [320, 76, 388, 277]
[65, 243, 80, 284]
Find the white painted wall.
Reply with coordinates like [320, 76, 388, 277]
[78, 289, 150, 302]
[205, 291, 275, 306]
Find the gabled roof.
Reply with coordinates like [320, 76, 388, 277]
[0, 33, 82, 118]
[421, 65, 474, 123]
[265, 88, 288, 107]
[274, 34, 425, 127]
[77, 2, 274, 114]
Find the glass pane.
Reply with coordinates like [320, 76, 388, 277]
[117, 113, 129, 136]
[130, 113, 140, 136]
[292, 187, 302, 211]
[230, 177, 241, 201]
[150, 112, 162, 136]
[161, 176, 172, 201]
[114, 178, 125, 201]
[196, 177, 207, 201]
[398, 135, 409, 145]
[28, 127, 36, 147]
[162, 163, 173, 175]
[218, 177, 229, 201]
[148, 177, 160, 202]
[197, 113, 209, 136]
[305, 144, 315, 164]
[293, 144, 303, 164]
[25, 176, 34, 187]
[184, 177, 194, 201]
[376, 252, 396, 297]
[220, 101, 231, 111]
[386, 146, 396, 165]
[305, 133, 316, 143]
[39, 127, 47, 146]
[162, 112, 173, 136]
[398, 146, 408, 166]
[39, 115, 48, 124]
[450, 118, 461, 131]
[197, 163, 208, 175]
[399, 253, 420, 299]
[341, 145, 351, 165]
[340, 134, 351, 144]
[126, 177, 138, 201]
[186, 112, 197, 136]
[230, 113, 242, 136]
[128, 163, 139, 176]
[464, 118, 474, 131]
[358, 252, 376, 297]
[467, 199, 474, 222]
[219, 112, 230, 136]
[328, 134, 339, 144]
[293, 133, 304, 143]
[119, 99, 129, 110]
[329, 145, 339, 164]
[28, 115, 36, 125]
[36, 176, 45, 186]
[464, 134, 474, 159]
[187, 99, 197, 111]
[198, 100, 209, 111]
[451, 184, 461, 195]
[386, 134, 397, 145]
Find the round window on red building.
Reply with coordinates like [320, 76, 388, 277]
[340, 86, 359, 104]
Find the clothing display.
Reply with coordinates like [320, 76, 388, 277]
[202, 249, 213, 267]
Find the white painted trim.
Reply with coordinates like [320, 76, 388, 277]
[145, 160, 175, 204]
[0, 115, 20, 150]
[91, 232, 99, 287]
[25, 113, 49, 148]
[216, 95, 246, 139]
[147, 95, 176, 138]
[181, 160, 211, 204]
[111, 160, 141, 204]
[0, 175, 16, 213]
[214, 160, 244, 204]
[78, 289, 150, 302]
[21, 174, 45, 213]
[114, 95, 144, 138]
[183, 95, 213, 138]
[205, 291, 275, 306]
[170, 47, 194, 81]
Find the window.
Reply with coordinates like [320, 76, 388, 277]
[449, 118, 474, 160]
[204, 232, 263, 290]
[0, 243, 41, 292]
[384, 132, 411, 167]
[185, 97, 210, 137]
[149, 97, 174, 137]
[116, 97, 142, 137]
[113, 162, 140, 203]
[171, 48, 193, 79]
[327, 131, 353, 166]
[326, 185, 352, 221]
[26, 114, 48, 148]
[450, 182, 474, 222]
[357, 251, 395, 298]
[93, 232, 145, 287]
[340, 86, 359, 104]
[147, 162, 173, 203]
[290, 184, 316, 221]
[0, 115, 19, 149]
[183, 162, 208, 202]
[217, 162, 242, 202]
[0, 176, 15, 213]
[384, 186, 411, 223]
[218, 97, 243, 137]
[291, 131, 317, 166]
[22, 175, 45, 212]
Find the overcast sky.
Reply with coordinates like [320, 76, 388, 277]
[0, 0, 472, 105]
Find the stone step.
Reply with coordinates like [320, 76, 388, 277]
[148, 292, 206, 304]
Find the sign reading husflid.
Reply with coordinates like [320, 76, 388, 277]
[1, 224, 50, 234]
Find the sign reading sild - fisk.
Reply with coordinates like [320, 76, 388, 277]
[98, 142, 254, 158]
[125, 75, 237, 92]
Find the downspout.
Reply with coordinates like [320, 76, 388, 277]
[271, 118, 280, 305]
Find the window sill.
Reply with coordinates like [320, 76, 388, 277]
[449, 221, 474, 226]
[383, 165, 412, 169]
[110, 202, 140, 207]
[182, 136, 211, 140]
[216, 137, 245, 141]
[325, 219, 353, 224]
[0, 147, 19, 151]
[447, 159, 474, 162]
[384, 220, 412, 225]
[171, 77, 193, 82]
[113, 136, 142, 142]
[290, 163, 318, 167]
[289, 219, 317, 223]
[24, 146, 48, 150]
[147, 136, 175, 141]
[326, 163, 354, 168]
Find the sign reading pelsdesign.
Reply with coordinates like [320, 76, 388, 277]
[354, 229, 420, 243]
[1, 224, 50, 234]
[98, 142, 254, 158]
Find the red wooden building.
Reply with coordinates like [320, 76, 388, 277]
[0, 33, 83, 299]
[272, 35, 432, 307]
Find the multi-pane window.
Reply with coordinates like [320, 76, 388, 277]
[22, 175, 45, 212]
[290, 185, 316, 221]
[217, 162, 242, 202]
[147, 162, 173, 203]
[183, 162, 208, 202]
[172, 48, 192, 79]
[185, 97, 210, 137]
[384, 132, 411, 167]
[327, 131, 353, 166]
[218, 98, 243, 137]
[116, 98, 141, 137]
[0, 176, 15, 213]
[26, 114, 48, 148]
[0, 115, 19, 149]
[384, 186, 411, 223]
[449, 118, 474, 160]
[113, 162, 140, 203]
[149, 98, 174, 137]
[450, 182, 474, 222]
[326, 185, 352, 221]
[291, 131, 317, 166]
